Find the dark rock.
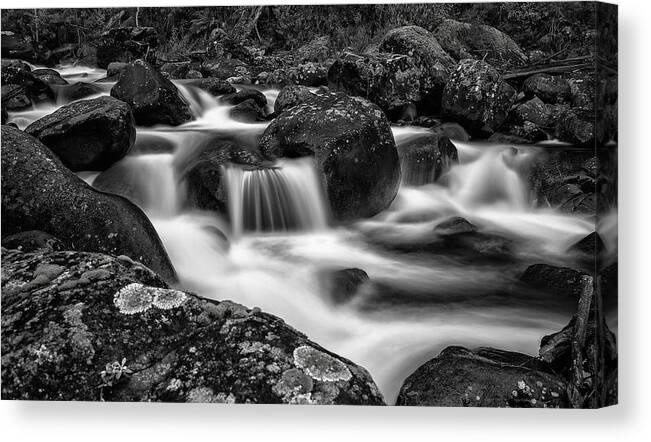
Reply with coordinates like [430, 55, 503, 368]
[553, 108, 595, 146]
[266, 63, 328, 87]
[520, 264, 588, 298]
[221, 88, 267, 108]
[441, 59, 516, 136]
[487, 132, 531, 144]
[297, 36, 331, 62]
[107, 62, 128, 78]
[57, 82, 103, 102]
[328, 52, 422, 119]
[396, 346, 567, 407]
[186, 69, 202, 79]
[511, 97, 552, 127]
[229, 98, 266, 123]
[1, 107, 7, 125]
[31, 68, 68, 86]
[96, 26, 158, 68]
[1, 84, 31, 111]
[1, 126, 176, 282]
[434, 217, 477, 236]
[110, 59, 192, 126]
[0, 249, 384, 405]
[433, 19, 527, 67]
[379, 25, 454, 113]
[274, 85, 315, 114]
[568, 232, 605, 256]
[398, 135, 459, 185]
[2, 230, 66, 252]
[1, 62, 53, 103]
[186, 77, 236, 96]
[259, 89, 400, 221]
[201, 58, 250, 81]
[523, 74, 571, 104]
[321, 268, 369, 304]
[429, 122, 470, 141]
[25, 96, 135, 171]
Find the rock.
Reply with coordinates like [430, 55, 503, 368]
[434, 217, 476, 236]
[230, 99, 266, 123]
[96, 26, 158, 68]
[201, 58, 250, 81]
[328, 52, 422, 119]
[511, 97, 552, 127]
[57, 82, 103, 102]
[441, 59, 516, 136]
[568, 232, 605, 256]
[487, 132, 531, 144]
[2, 230, 66, 252]
[31, 68, 68, 86]
[1, 84, 31, 111]
[523, 74, 571, 104]
[429, 122, 470, 141]
[321, 268, 369, 304]
[553, 108, 595, 146]
[266, 63, 328, 87]
[433, 19, 527, 66]
[297, 36, 331, 62]
[186, 77, 236, 96]
[107, 62, 128, 78]
[259, 89, 400, 221]
[1, 33, 35, 60]
[1, 126, 176, 282]
[379, 25, 455, 112]
[25, 96, 135, 171]
[0, 248, 385, 405]
[398, 134, 459, 185]
[181, 140, 265, 213]
[221, 89, 267, 108]
[186, 69, 203, 79]
[1, 62, 53, 103]
[274, 85, 315, 114]
[110, 59, 192, 126]
[520, 264, 588, 298]
[396, 346, 567, 407]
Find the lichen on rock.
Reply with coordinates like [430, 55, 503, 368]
[293, 345, 352, 382]
[113, 282, 187, 314]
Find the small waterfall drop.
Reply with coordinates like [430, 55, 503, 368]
[175, 83, 219, 118]
[225, 158, 328, 236]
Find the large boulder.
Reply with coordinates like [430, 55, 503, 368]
[398, 134, 459, 185]
[396, 346, 567, 407]
[1, 84, 31, 111]
[25, 96, 135, 171]
[379, 25, 455, 112]
[96, 26, 158, 69]
[328, 52, 422, 119]
[31, 68, 68, 86]
[110, 60, 192, 126]
[1, 126, 176, 282]
[1, 60, 53, 104]
[274, 85, 315, 114]
[441, 59, 516, 136]
[433, 19, 527, 67]
[259, 90, 400, 221]
[0, 248, 385, 404]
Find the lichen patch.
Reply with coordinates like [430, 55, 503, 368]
[292, 345, 352, 382]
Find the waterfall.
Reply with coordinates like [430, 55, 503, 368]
[224, 158, 328, 236]
[175, 83, 218, 118]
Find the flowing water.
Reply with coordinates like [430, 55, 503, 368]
[7, 64, 617, 404]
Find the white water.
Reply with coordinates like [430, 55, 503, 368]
[7, 64, 614, 404]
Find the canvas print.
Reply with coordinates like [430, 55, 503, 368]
[0, 2, 617, 407]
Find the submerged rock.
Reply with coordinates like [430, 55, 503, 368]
[520, 264, 588, 298]
[320, 268, 369, 304]
[441, 59, 516, 136]
[398, 134, 458, 185]
[25, 96, 135, 171]
[110, 59, 192, 126]
[259, 89, 400, 221]
[1, 126, 176, 282]
[1, 249, 385, 405]
[396, 346, 567, 407]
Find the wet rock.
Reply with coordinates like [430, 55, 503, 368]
[429, 122, 470, 141]
[230, 99, 266, 123]
[321, 268, 369, 304]
[1, 126, 176, 282]
[221, 88, 267, 108]
[520, 264, 588, 298]
[186, 77, 236, 96]
[259, 89, 400, 221]
[433, 19, 527, 67]
[1, 84, 31, 111]
[328, 52, 422, 119]
[434, 217, 476, 236]
[110, 59, 192, 126]
[568, 232, 605, 256]
[31, 68, 68, 86]
[57, 82, 103, 102]
[25, 96, 135, 171]
[487, 132, 531, 145]
[441, 59, 516, 136]
[396, 346, 567, 407]
[1, 249, 385, 405]
[2, 230, 66, 253]
[274, 85, 315, 114]
[107, 62, 128, 78]
[379, 25, 454, 113]
[1, 61, 54, 104]
[96, 26, 158, 68]
[398, 134, 459, 185]
[523, 74, 571, 104]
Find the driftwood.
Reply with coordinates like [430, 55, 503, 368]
[504, 54, 617, 80]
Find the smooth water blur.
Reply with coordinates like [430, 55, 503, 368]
[7, 64, 613, 404]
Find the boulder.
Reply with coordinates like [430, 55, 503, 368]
[96, 26, 158, 68]
[568, 232, 605, 256]
[379, 26, 454, 112]
[398, 134, 459, 185]
[328, 52, 422, 119]
[259, 89, 400, 221]
[441, 59, 516, 135]
[25, 96, 135, 171]
[1, 62, 53, 103]
[0, 249, 384, 405]
[31, 68, 68, 86]
[1, 126, 176, 282]
[107, 62, 128, 78]
[433, 217, 476, 236]
[110, 59, 192, 126]
[396, 346, 567, 407]
[266, 63, 329, 87]
[429, 122, 470, 141]
[321, 268, 369, 304]
[520, 264, 588, 298]
[274, 85, 315, 114]
[433, 19, 527, 67]
[201, 58, 250, 81]
[2, 230, 66, 253]
[186, 77, 236, 96]
[1, 84, 31, 111]
[511, 97, 552, 127]
[230, 99, 266, 123]
[221, 89, 267, 108]
[523, 74, 571, 104]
